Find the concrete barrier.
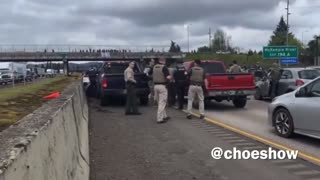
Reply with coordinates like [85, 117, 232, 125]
[0, 81, 89, 180]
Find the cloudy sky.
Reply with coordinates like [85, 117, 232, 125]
[1, 0, 320, 52]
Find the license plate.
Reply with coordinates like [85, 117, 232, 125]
[227, 91, 236, 95]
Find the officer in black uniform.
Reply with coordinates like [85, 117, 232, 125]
[86, 67, 98, 97]
[87, 67, 97, 88]
[174, 59, 187, 110]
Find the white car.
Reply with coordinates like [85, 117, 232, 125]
[268, 77, 320, 139]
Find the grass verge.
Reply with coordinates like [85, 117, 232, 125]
[0, 76, 77, 129]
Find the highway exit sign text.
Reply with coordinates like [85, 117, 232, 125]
[263, 46, 298, 59]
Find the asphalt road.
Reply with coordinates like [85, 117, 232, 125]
[89, 98, 320, 180]
[204, 99, 320, 162]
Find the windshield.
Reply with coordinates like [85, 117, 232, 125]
[200, 62, 225, 74]
[103, 62, 139, 74]
[298, 70, 320, 80]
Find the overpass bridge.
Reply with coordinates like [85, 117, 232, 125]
[0, 45, 185, 74]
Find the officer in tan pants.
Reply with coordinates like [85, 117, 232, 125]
[187, 59, 206, 119]
[149, 58, 171, 124]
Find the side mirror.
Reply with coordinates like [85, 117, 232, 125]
[295, 87, 306, 97]
[281, 75, 287, 79]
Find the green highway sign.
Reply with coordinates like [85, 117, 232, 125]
[263, 46, 298, 59]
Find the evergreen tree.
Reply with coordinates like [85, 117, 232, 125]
[268, 16, 303, 52]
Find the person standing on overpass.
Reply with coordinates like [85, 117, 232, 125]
[124, 61, 141, 115]
[150, 58, 171, 124]
[187, 59, 206, 120]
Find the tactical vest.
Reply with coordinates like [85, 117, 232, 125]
[230, 65, 241, 73]
[190, 67, 204, 84]
[153, 64, 166, 83]
[175, 64, 187, 82]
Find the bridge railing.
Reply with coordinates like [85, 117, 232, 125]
[0, 51, 185, 61]
[0, 45, 171, 53]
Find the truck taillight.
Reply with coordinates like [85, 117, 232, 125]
[295, 79, 304, 86]
[206, 78, 211, 87]
[102, 78, 108, 88]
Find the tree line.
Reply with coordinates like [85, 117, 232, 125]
[168, 15, 319, 60]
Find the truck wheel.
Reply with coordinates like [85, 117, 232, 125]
[140, 96, 149, 106]
[100, 95, 108, 106]
[204, 100, 211, 109]
[254, 88, 262, 100]
[233, 98, 247, 108]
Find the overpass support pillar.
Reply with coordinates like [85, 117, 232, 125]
[63, 59, 69, 76]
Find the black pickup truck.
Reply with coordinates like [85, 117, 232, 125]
[96, 60, 150, 106]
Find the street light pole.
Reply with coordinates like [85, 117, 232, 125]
[186, 24, 192, 53]
[301, 30, 308, 48]
[187, 25, 190, 53]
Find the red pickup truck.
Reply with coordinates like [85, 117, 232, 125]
[184, 60, 256, 108]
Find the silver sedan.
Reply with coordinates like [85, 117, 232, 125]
[268, 77, 320, 139]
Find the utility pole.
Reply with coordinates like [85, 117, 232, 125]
[208, 28, 212, 49]
[285, 0, 290, 46]
[316, 37, 318, 66]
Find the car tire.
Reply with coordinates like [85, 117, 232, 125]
[96, 87, 101, 99]
[273, 108, 294, 138]
[140, 96, 149, 106]
[233, 98, 247, 108]
[254, 88, 262, 100]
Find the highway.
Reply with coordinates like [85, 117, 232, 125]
[203, 99, 320, 163]
[89, 98, 320, 180]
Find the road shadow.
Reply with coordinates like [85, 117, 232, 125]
[267, 128, 320, 148]
[205, 100, 250, 112]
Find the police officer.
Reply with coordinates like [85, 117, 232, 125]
[187, 59, 206, 119]
[150, 58, 171, 124]
[144, 59, 156, 104]
[270, 63, 281, 99]
[87, 67, 97, 87]
[124, 61, 141, 115]
[167, 60, 176, 107]
[230, 60, 242, 73]
[174, 59, 187, 110]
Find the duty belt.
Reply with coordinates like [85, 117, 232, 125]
[154, 82, 167, 85]
[190, 83, 203, 86]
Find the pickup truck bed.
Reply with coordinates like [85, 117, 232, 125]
[185, 60, 256, 108]
[206, 73, 256, 98]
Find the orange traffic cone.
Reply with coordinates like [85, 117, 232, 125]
[43, 92, 60, 99]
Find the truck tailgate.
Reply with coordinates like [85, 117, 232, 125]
[207, 73, 256, 90]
